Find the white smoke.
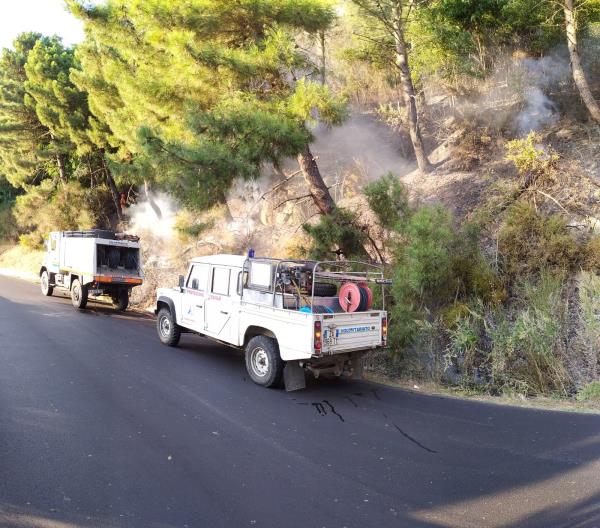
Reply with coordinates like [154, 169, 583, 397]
[515, 55, 570, 135]
[310, 115, 415, 182]
[126, 192, 178, 240]
[516, 86, 559, 135]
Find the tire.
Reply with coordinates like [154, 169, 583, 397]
[245, 335, 284, 388]
[157, 307, 181, 347]
[113, 289, 129, 311]
[312, 282, 337, 297]
[108, 247, 120, 269]
[40, 270, 53, 297]
[71, 279, 88, 309]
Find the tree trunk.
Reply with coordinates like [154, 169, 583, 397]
[392, 2, 433, 173]
[217, 188, 234, 222]
[143, 179, 163, 220]
[100, 152, 122, 221]
[564, 0, 600, 123]
[56, 153, 68, 184]
[297, 144, 336, 215]
[319, 30, 326, 86]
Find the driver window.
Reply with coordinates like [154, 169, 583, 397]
[187, 264, 209, 290]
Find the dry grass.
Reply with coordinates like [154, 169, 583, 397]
[0, 244, 44, 275]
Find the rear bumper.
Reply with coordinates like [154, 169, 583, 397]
[94, 275, 143, 285]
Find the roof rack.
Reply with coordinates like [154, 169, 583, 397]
[62, 230, 140, 242]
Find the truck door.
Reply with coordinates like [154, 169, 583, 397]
[47, 232, 60, 271]
[181, 263, 209, 331]
[204, 266, 235, 341]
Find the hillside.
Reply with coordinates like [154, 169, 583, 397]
[1, 0, 600, 404]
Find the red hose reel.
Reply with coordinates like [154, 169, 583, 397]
[338, 282, 373, 313]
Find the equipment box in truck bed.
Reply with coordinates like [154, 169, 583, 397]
[155, 255, 390, 391]
[40, 230, 143, 311]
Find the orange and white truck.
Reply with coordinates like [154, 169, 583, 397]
[40, 230, 143, 311]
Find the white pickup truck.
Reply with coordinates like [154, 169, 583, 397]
[155, 255, 389, 391]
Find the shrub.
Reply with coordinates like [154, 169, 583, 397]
[302, 207, 367, 260]
[576, 382, 600, 403]
[14, 180, 99, 249]
[390, 205, 500, 351]
[488, 272, 569, 396]
[582, 235, 600, 272]
[444, 311, 483, 384]
[498, 202, 578, 279]
[363, 173, 411, 230]
[506, 133, 559, 178]
[0, 202, 17, 241]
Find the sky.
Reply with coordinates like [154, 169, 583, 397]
[0, 0, 85, 50]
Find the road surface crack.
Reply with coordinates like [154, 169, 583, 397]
[393, 424, 437, 453]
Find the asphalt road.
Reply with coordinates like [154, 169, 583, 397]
[1, 275, 600, 528]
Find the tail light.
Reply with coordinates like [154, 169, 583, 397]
[381, 316, 388, 346]
[314, 321, 322, 355]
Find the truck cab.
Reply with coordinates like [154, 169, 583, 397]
[155, 255, 389, 391]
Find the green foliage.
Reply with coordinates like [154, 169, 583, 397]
[302, 208, 367, 260]
[506, 133, 559, 177]
[14, 180, 100, 248]
[389, 205, 500, 349]
[363, 173, 410, 230]
[576, 382, 600, 403]
[68, 0, 345, 209]
[488, 272, 569, 396]
[498, 202, 578, 279]
[0, 202, 17, 241]
[444, 272, 570, 396]
[24, 36, 91, 155]
[444, 310, 482, 382]
[0, 33, 55, 187]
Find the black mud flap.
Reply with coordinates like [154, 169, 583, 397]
[284, 361, 306, 392]
[352, 352, 364, 380]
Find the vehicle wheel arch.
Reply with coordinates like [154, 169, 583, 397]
[243, 325, 278, 347]
[157, 296, 177, 318]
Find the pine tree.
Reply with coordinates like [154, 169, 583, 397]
[0, 33, 57, 187]
[24, 36, 122, 218]
[348, 0, 433, 173]
[68, 0, 346, 212]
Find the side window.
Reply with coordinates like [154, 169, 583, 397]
[50, 238, 57, 251]
[211, 267, 231, 296]
[248, 261, 273, 290]
[237, 271, 248, 296]
[187, 264, 209, 290]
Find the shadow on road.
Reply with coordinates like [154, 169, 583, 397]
[2, 280, 600, 528]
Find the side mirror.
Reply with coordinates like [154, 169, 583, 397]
[191, 278, 199, 290]
[178, 275, 185, 290]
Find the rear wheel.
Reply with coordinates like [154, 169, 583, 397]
[157, 307, 181, 347]
[40, 270, 53, 296]
[245, 335, 284, 388]
[71, 279, 88, 309]
[113, 289, 129, 311]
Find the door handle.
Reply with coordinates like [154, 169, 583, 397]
[220, 311, 229, 315]
[196, 304, 203, 308]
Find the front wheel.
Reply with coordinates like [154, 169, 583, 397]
[245, 335, 284, 388]
[157, 307, 181, 347]
[71, 279, 88, 309]
[40, 271, 53, 296]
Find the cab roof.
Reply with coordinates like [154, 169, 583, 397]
[190, 254, 248, 267]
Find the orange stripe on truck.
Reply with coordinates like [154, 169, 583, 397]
[94, 276, 143, 284]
